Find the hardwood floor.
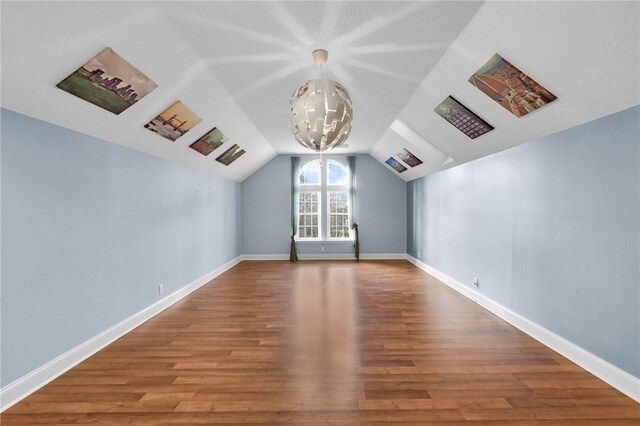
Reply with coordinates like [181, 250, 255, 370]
[3, 260, 639, 424]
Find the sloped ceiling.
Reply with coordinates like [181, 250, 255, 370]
[370, 0, 640, 181]
[1, 1, 638, 182]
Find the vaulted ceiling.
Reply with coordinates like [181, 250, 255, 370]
[2, 1, 638, 182]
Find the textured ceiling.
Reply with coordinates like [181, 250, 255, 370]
[1, 1, 639, 182]
[166, 1, 482, 155]
[0, 1, 276, 181]
[370, 0, 640, 181]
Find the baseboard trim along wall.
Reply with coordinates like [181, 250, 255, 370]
[3, 254, 637, 411]
[241, 253, 407, 260]
[406, 255, 640, 403]
[0, 256, 243, 412]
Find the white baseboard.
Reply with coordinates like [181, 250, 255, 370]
[0, 256, 242, 412]
[406, 255, 640, 403]
[241, 254, 290, 260]
[241, 253, 407, 261]
[5, 254, 636, 411]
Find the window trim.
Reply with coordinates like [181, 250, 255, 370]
[296, 160, 322, 241]
[326, 189, 353, 241]
[326, 160, 352, 241]
[296, 189, 321, 241]
[298, 160, 321, 187]
[326, 159, 348, 186]
[295, 158, 353, 242]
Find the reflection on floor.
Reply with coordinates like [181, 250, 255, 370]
[4, 260, 639, 424]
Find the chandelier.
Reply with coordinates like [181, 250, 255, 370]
[289, 49, 353, 152]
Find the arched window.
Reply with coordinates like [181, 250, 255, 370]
[296, 159, 351, 240]
[299, 160, 320, 185]
[326, 161, 350, 239]
[327, 160, 347, 185]
[297, 160, 321, 239]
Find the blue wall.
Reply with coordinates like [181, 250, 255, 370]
[241, 154, 406, 256]
[3, 103, 637, 389]
[407, 106, 640, 377]
[1, 109, 241, 386]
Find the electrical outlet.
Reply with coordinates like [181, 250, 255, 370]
[417, 251, 421, 258]
[473, 277, 479, 288]
[320, 246, 325, 253]
[158, 284, 164, 295]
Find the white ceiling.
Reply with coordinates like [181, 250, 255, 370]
[370, 0, 640, 181]
[1, 1, 638, 182]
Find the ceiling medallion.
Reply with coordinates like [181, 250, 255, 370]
[289, 49, 353, 152]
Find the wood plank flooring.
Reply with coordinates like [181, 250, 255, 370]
[3, 260, 639, 424]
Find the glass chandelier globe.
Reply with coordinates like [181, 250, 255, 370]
[289, 50, 353, 152]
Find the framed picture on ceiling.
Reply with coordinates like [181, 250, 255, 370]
[434, 96, 494, 139]
[216, 144, 246, 166]
[145, 101, 202, 142]
[190, 127, 228, 156]
[396, 148, 423, 167]
[469, 53, 557, 117]
[56, 47, 157, 115]
[385, 157, 407, 173]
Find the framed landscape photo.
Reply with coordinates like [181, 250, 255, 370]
[145, 101, 202, 142]
[56, 47, 157, 115]
[397, 148, 423, 167]
[216, 144, 246, 166]
[434, 96, 494, 139]
[190, 128, 228, 156]
[385, 157, 407, 173]
[469, 53, 557, 118]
